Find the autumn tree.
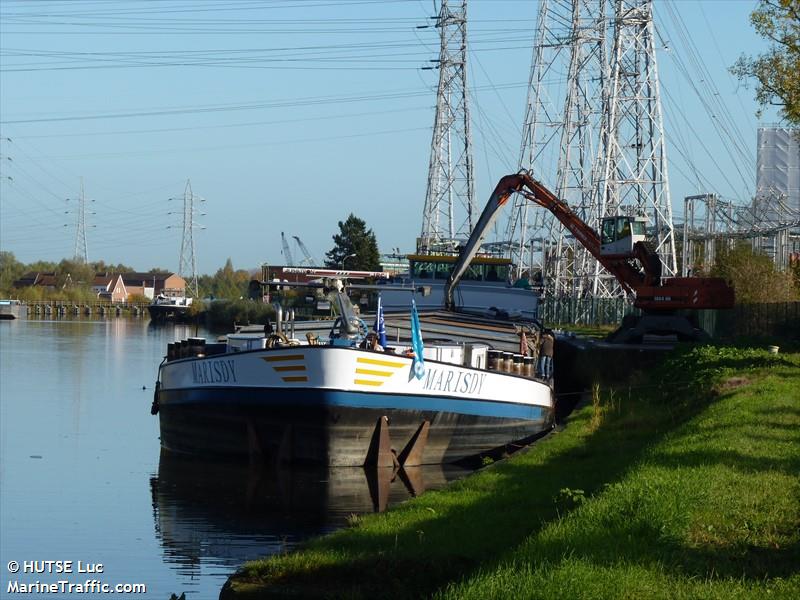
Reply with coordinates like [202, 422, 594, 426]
[324, 214, 381, 271]
[711, 244, 798, 303]
[731, 0, 800, 124]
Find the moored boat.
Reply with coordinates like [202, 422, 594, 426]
[0, 300, 25, 320]
[152, 288, 554, 466]
[148, 293, 193, 322]
[378, 253, 539, 320]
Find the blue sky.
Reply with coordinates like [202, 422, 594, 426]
[0, 0, 778, 274]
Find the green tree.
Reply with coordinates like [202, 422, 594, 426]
[731, 0, 800, 124]
[324, 214, 381, 271]
[56, 258, 94, 287]
[711, 244, 798, 303]
[91, 260, 135, 274]
[0, 251, 25, 293]
[197, 258, 252, 299]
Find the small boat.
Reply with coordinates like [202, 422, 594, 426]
[152, 287, 554, 466]
[148, 294, 193, 322]
[0, 300, 25, 320]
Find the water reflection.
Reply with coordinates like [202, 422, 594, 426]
[151, 452, 470, 574]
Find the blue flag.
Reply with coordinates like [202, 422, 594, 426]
[373, 294, 387, 348]
[410, 298, 425, 379]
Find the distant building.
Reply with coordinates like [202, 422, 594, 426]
[92, 273, 128, 303]
[757, 127, 799, 225]
[755, 127, 800, 265]
[121, 273, 186, 300]
[379, 259, 409, 276]
[12, 272, 72, 290]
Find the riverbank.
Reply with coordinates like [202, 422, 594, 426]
[222, 343, 799, 599]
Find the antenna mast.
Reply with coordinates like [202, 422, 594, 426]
[419, 0, 475, 254]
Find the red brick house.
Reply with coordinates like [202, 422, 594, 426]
[121, 273, 186, 299]
[92, 273, 128, 303]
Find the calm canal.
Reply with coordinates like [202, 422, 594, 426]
[0, 318, 462, 598]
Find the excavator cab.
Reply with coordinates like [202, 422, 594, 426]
[600, 216, 647, 257]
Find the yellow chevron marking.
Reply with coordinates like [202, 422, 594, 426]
[282, 376, 308, 382]
[356, 357, 405, 368]
[273, 365, 307, 372]
[354, 379, 384, 387]
[263, 354, 305, 362]
[355, 368, 392, 377]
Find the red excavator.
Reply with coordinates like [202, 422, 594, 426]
[444, 172, 735, 343]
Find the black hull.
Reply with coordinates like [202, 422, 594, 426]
[158, 388, 553, 466]
[148, 304, 192, 322]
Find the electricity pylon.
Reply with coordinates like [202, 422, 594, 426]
[419, 0, 476, 254]
[511, 0, 675, 303]
[71, 177, 90, 263]
[176, 179, 202, 297]
[508, 0, 608, 299]
[594, 0, 676, 288]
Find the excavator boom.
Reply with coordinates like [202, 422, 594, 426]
[444, 172, 734, 315]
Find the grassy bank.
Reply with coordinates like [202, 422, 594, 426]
[223, 344, 800, 599]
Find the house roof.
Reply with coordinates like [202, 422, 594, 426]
[13, 272, 62, 287]
[121, 272, 178, 285]
[92, 273, 126, 290]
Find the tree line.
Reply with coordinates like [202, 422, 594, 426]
[0, 213, 381, 301]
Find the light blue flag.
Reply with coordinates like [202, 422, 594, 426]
[373, 294, 387, 348]
[410, 298, 425, 379]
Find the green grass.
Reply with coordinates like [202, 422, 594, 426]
[222, 345, 800, 599]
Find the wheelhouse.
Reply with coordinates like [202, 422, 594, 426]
[407, 254, 512, 282]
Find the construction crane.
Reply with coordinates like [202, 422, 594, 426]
[445, 173, 735, 342]
[292, 235, 318, 267]
[280, 231, 295, 267]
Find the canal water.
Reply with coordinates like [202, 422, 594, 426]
[0, 319, 464, 599]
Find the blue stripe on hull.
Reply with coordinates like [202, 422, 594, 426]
[161, 387, 550, 421]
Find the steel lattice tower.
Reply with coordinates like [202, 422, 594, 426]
[177, 179, 200, 297]
[419, 0, 476, 254]
[72, 177, 89, 263]
[594, 0, 676, 289]
[508, 0, 608, 299]
[510, 0, 675, 302]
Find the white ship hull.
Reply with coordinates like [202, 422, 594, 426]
[157, 345, 553, 466]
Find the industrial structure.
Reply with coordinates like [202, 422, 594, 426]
[418, 0, 476, 254]
[416, 0, 797, 316]
[506, 0, 675, 302]
[280, 233, 319, 267]
[682, 127, 800, 275]
[174, 179, 203, 298]
[68, 177, 91, 263]
[447, 173, 734, 342]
